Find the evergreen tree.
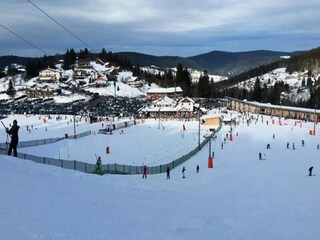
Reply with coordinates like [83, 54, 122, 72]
[79, 48, 89, 59]
[26, 59, 39, 78]
[132, 64, 141, 77]
[197, 71, 210, 97]
[182, 67, 192, 97]
[6, 79, 15, 97]
[261, 83, 268, 103]
[99, 48, 108, 61]
[252, 77, 262, 101]
[176, 63, 183, 85]
[242, 88, 248, 99]
[63, 49, 76, 69]
[63, 49, 72, 69]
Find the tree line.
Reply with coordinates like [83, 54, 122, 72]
[25, 48, 133, 78]
[19, 45, 320, 109]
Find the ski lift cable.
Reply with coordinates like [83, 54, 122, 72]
[0, 23, 49, 55]
[26, 0, 96, 53]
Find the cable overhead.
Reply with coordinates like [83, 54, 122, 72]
[0, 23, 49, 55]
[27, 0, 96, 53]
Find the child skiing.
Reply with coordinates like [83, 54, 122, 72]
[142, 165, 147, 179]
[95, 156, 102, 175]
[182, 166, 186, 178]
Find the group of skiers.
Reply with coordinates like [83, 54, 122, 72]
[3, 117, 318, 178]
[141, 164, 200, 179]
[261, 135, 316, 176]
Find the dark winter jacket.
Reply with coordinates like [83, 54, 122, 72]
[7, 124, 19, 144]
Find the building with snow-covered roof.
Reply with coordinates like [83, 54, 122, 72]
[227, 97, 320, 122]
[39, 68, 61, 82]
[140, 95, 197, 119]
[77, 59, 91, 69]
[125, 77, 143, 88]
[146, 87, 183, 100]
[177, 97, 195, 112]
[27, 83, 61, 99]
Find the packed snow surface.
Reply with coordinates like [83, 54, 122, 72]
[1, 110, 320, 240]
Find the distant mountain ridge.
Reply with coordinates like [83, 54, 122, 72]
[0, 56, 32, 71]
[115, 52, 201, 69]
[1, 50, 298, 76]
[189, 50, 297, 76]
[116, 50, 297, 76]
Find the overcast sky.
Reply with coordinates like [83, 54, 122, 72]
[0, 0, 319, 57]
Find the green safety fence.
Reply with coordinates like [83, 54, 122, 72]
[0, 124, 222, 175]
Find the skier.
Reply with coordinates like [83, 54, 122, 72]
[317, 144, 320, 150]
[286, 142, 289, 149]
[182, 166, 186, 178]
[6, 119, 20, 157]
[302, 140, 305, 147]
[196, 165, 199, 173]
[259, 152, 262, 160]
[293, 143, 295, 150]
[267, 144, 270, 149]
[166, 166, 170, 179]
[309, 166, 313, 176]
[142, 165, 147, 179]
[95, 156, 102, 175]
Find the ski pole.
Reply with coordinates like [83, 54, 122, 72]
[1, 120, 6, 129]
[1, 121, 11, 139]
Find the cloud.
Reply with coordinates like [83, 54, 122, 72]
[0, 0, 319, 56]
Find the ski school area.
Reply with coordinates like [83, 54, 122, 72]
[1, 109, 320, 240]
[0, 110, 319, 174]
[0, 113, 213, 168]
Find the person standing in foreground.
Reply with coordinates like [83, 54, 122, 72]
[6, 120, 20, 157]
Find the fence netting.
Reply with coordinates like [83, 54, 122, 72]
[0, 124, 222, 175]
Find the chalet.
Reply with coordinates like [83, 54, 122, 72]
[77, 59, 91, 69]
[39, 68, 61, 82]
[88, 74, 109, 88]
[175, 97, 196, 118]
[146, 87, 183, 101]
[126, 77, 143, 88]
[177, 97, 195, 112]
[27, 83, 61, 98]
[139, 95, 199, 119]
[139, 96, 176, 118]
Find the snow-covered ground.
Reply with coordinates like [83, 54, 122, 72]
[5, 116, 209, 166]
[1, 110, 320, 239]
[237, 68, 320, 102]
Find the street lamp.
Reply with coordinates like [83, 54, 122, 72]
[114, 79, 116, 101]
[198, 107, 201, 150]
[72, 105, 76, 139]
[158, 107, 161, 129]
[204, 130, 216, 168]
[314, 104, 317, 135]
